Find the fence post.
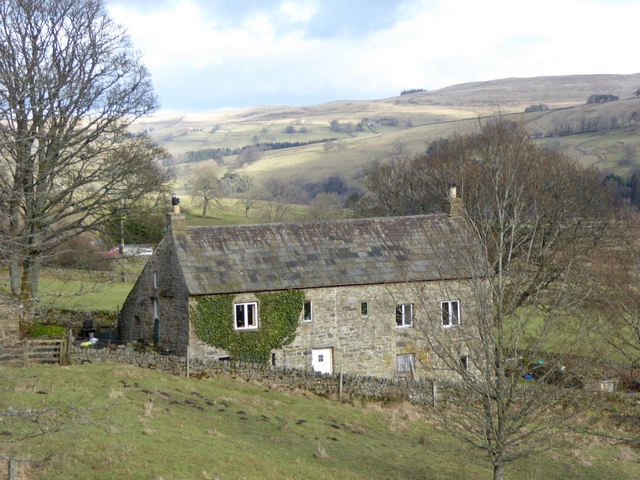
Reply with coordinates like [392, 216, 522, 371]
[62, 330, 72, 366]
[8, 458, 17, 480]
[185, 346, 190, 378]
[432, 380, 437, 408]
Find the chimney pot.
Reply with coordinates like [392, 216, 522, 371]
[171, 195, 180, 214]
[448, 184, 457, 200]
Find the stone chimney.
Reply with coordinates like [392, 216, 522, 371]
[166, 194, 186, 231]
[448, 183, 463, 217]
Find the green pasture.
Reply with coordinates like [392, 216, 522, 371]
[180, 197, 309, 226]
[0, 277, 133, 312]
[1, 363, 638, 480]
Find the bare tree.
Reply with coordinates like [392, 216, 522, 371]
[233, 171, 258, 218]
[355, 156, 446, 217]
[260, 179, 300, 223]
[0, 0, 167, 315]
[391, 138, 409, 156]
[189, 164, 221, 217]
[236, 146, 262, 166]
[380, 121, 615, 480]
[306, 192, 343, 221]
[620, 143, 638, 167]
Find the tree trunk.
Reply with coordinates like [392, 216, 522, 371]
[493, 462, 504, 480]
[9, 257, 22, 296]
[20, 255, 40, 321]
[202, 199, 208, 217]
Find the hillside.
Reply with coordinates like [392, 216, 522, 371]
[2, 363, 639, 479]
[134, 73, 640, 191]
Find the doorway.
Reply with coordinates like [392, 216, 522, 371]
[312, 348, 333, 374]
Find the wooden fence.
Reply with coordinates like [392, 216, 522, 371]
[0, 338, 69, 366]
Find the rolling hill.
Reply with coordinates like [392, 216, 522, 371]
[133, 73, 640, 192]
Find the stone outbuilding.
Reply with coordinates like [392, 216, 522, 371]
[118, 199, 478, 379]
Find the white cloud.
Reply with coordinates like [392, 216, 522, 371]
[280, 1, 317, 23]
[108, 0, 640, 110]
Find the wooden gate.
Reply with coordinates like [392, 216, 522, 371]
[0, 339, 69, 366]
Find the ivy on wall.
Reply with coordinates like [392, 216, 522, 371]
[191, 290, 305, 364]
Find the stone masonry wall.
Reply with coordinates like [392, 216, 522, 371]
[0, 297, 20, 344]
[70, 346, 432, 403]
[186, 280, 475, 381]
[118, 227, 190, 355]
[275, 280, 474, 380]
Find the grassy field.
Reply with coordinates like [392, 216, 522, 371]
[0, 277, 134, 312]
[1, 363, 639, 480]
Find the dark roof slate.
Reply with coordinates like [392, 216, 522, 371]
[171, 214, 470, 295]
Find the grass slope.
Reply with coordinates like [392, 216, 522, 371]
[1, 364, 639, 480]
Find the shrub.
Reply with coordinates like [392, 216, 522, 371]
[27, 324, 67, 338]
[524, 104, 549, 113]
[47, 235, 112, 271]
[587, 94, 618, 104]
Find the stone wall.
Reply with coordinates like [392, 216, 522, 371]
[0, 296, 21, 344]
[276, 280, 474, 380]
[118, 222, 191, 355]
[70, 346, 432, 404]
[35, 309, 118, 331]
[187, 281, 474, 381]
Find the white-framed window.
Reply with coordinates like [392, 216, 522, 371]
[303, 300, 312, 322]
[441, 300, 460, 328]
[234, 302, 258, 330]
[396, 304, 413, 327]
[396, 353, 414, 376]
[361, 301, 369, 317]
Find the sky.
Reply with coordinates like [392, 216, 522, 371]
[106, 0, 640, 114]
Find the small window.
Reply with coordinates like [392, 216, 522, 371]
[153, 272, 157, 288]
[303, 300, 312, 322]
[361, 301, 369, 317]
[396, 353, 414, 376]
[460, 355, 469, 371]
[235, 302, 258, 330]
[441, 301, 460, 328]
[396, 304, 413, 327]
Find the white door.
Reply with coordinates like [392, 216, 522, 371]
[312, 348, 332, 374]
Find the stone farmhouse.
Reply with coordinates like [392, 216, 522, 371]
[118, 195, 478, 380]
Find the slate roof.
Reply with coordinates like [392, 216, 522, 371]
[171, 214, 473, 295]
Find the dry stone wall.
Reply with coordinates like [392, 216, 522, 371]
[0, 297, 20, 344]
[70, 346, 432, 403]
